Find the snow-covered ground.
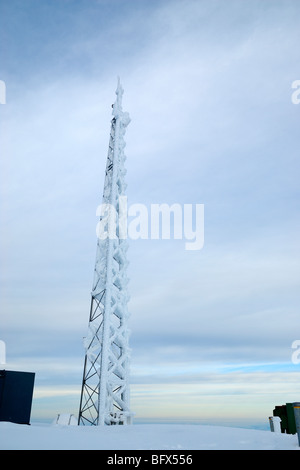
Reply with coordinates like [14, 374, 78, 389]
[0, 421, 299, 450]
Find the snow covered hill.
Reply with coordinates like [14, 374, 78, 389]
[0, 422, 299, 450]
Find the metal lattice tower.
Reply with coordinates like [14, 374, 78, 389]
[78, 80, 133, 426]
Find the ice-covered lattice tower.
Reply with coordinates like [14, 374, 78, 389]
[78, 79, 133, 426]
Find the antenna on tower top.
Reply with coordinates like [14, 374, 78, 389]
[113, 76, 124, 118]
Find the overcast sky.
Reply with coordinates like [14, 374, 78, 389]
[1, 0, 300, 428]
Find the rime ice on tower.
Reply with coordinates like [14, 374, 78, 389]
[78, 80, 133, 426]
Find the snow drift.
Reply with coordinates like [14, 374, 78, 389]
[0, 422, 299, 450]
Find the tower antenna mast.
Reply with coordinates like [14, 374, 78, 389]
[78, 79, 133, 425]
